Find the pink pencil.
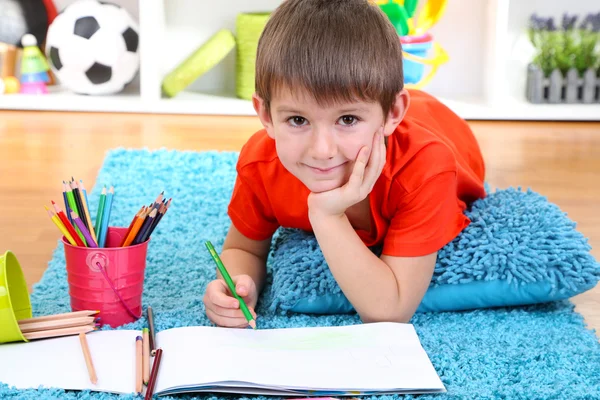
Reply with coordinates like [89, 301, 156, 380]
[70, 211, 98, 247]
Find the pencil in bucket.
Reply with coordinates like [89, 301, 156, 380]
[45, 179, 171, 328]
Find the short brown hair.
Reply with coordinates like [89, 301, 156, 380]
[255, 0, 404, 117]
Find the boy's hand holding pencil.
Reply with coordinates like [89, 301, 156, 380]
[203, 241, 258, 329]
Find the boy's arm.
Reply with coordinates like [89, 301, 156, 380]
[309, 212, 435, 323]
[219, 224, 271, 296]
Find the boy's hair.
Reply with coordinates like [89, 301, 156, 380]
[255, 0, 404, 117]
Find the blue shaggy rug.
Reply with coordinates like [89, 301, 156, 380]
[1, 148, 600, 400]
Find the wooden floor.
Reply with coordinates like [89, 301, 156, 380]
[0, 111, 598, 336]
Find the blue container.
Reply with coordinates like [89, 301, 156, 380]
[402, 40, 433, 84]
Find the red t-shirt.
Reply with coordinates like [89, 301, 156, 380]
[228, 90, 486, 257]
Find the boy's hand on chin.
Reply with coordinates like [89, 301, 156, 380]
[307, 129, 385, 219]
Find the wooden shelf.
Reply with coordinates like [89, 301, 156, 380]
[1, 0, 598, 120]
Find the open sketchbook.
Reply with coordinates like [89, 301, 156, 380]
[0, 322, 445, 396]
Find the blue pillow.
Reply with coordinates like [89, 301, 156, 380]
[266, 187, 600, 314]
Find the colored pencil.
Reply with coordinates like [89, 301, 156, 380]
[62, 184, 72, 224]
[122, 207, 148, 247]
[23, 325, 96, 340]
[142, 328, 150, 384]
[153, 191, 164, 209]
[120, 206, 145, 247]
[71, 179, 89, 231]
[135, 336, 143, 394]
[45, 206, 77, 246]
[95, 186, 107, 240]
[147, 307, 156, 356]
[77, 180, 97, 243]
[18, 310, 99, 324]
[79, 180, 91, 217]
[98, 186, 114, 247]
[79, 333, 98, 385]
[144, 348, 163, 400]
[65, 181, 87, 245]
[19, 316, 97, 333]
[133, 208, 156, 245]
[51, 200, 85, 247]
[205, 241, 256, 329]
[71, 211, 97, 247]
[144, 198, 170, 242]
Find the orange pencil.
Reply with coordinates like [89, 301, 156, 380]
[122, 208, 149, 247]
[51, 200, 85, 246]
[120, 206, 145, 247]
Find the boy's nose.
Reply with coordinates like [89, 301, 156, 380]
[309, 129, 337, 160]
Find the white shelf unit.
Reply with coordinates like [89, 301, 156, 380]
[0, 0, 598, 120]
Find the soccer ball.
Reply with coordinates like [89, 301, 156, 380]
[45, 0, 139, 95]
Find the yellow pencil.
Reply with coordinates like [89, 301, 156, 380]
[77, 180, 97, 243]
[45, 205, 77, 245]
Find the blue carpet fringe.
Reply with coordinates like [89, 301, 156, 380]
[2, 148, 600, 400]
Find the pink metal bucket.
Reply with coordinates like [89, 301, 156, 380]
[63, 227, 148, 327]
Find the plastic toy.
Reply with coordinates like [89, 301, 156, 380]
[401, 33, 449, 88]
[45, 0, 140, 95]
[162, 29, 236, 98]
[19, 34, 50, 94]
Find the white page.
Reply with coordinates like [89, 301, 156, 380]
[0, 330, 140, 395]
[154, 323, 445, 395]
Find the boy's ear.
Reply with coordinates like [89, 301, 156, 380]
[252, 93, 276, 138]
[383, 89, 410, 136]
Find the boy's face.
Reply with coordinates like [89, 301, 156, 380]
[253, 88, 408, 193]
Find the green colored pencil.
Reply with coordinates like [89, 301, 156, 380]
[95, 186, 107, 239]
[65, 180, 87, 246]
[205, 241, 256, 329]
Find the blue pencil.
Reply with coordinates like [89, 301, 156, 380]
[98, 186, 114, 247]
[79, 180, 91, 217]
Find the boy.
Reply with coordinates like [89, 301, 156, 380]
[203, 0, 486, 327]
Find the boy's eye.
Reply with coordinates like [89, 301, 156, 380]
[288, 116, 308, 127]
[338, 115, 359, 126]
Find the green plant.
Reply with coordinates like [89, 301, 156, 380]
[528, 12, 600, 77]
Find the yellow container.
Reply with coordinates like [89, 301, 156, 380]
[236, 12, 271, 100]
[0, 251, 31, 344]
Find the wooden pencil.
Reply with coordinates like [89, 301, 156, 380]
[95, 186, 107, 240]
[71, 211, 98, 247]
[76, 180, 97, 243]
[65, 181, 87, 246]
[135, 336, 143, 394]
[133, 208, 157, 245]
[71, 180, 89, 231]
[98, 186, 114, 247]
[23, 325, 96, 340]
[19, 316, 96, 333]
[122, 207, 149, 247]
[45, 206, 77, 246]
[62, 184, 72, 224]
[144, 348, 163, 400]
[18, 310, 99, 324]
[79, 332, 98, 385]
[51, 200, 85, 246]
[120, 206, 145, 247]
[144, 198, 170, 241]
[142, 328, 150, 384]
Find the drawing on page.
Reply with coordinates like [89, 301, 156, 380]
[221, 329, 371, 351]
